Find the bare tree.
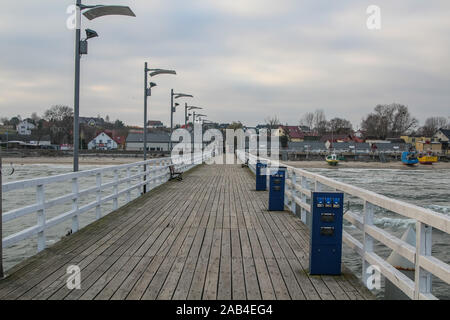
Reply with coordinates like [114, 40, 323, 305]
[328, 117, 353, 134]
[265, 116, 280, 132]
[300, 112, 314, 130]
[420, 117, 448, 136]
[361, 103, 417, 139]
[43, 105, 74, 144]
[313, 110, 326, 133]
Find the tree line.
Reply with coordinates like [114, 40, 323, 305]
[1, 105, 127, 146]
[297, 103, 448, 139]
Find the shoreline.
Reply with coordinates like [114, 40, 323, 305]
[3, 156, 450, 169]
[284, 160, 450, 170]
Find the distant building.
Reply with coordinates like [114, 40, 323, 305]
[79, 117, 105, 127]
[16, 120, 35, 135]
[0, 133, 51, 147]
[126, 132, 170, 151]
[299, 125, 311, 132]
[276, 126, 305, 142]
[371, 143, 410, 153]
[287, 141, 326, 152]
[88, 132, 118, 150]
[147, 120, 165, 128]
[400, 135, 438, 144]
[434, 128, 450, 143]
[415, 141, 442, 153]
[320, 134, 363, 143]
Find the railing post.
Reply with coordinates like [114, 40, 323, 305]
[314, 180, 323, 192]
[71, 177, 79, 233]
[362, 201, 374, 287]
[96, 173, 102, 220]
[126, 168, 131, 203]
[290, 170, 297, 214]
[138, 166, 143, 195]
[415, 222, 433, 299]
[0, 158, 3, 278]
[113, 169, 119, 210]
[36, 184, 46, 252]
[300, 176, 308, 224]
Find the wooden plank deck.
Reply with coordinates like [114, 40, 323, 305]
[0, 164, 374, 300]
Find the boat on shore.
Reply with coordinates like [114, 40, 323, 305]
[401, 151, 419, 166]
[326, 153, 339, 166]
[418, 152, 438, 165]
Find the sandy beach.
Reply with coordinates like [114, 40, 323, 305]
[2, 156, 450, 170]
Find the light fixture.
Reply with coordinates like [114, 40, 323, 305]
[82, 5, 136, 20]
[85, 29, 98, 40]
[149, 69, 176, 77]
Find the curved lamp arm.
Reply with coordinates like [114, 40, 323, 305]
[82, 5, 136, 20]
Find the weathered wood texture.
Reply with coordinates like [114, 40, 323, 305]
[0, 164, 374, 300]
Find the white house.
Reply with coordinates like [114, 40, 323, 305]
[88, 132, 118, 150]
[16, 120, 36, 135]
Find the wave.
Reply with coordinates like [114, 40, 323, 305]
[374, 217, 416, 229]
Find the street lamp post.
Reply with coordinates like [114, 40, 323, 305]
[170, 91, 193, 151]
[143, 64, 176, 193]
[185, 105, 202, 128]
[72, 1, 135, 172]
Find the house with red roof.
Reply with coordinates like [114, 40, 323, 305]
[276, 125, 306, 142]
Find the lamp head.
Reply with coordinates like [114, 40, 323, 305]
[82, 5, 136, 21]
[174, 93, 194, 99]
[149, 69, 177, 77]
[85, 29, 99, 40]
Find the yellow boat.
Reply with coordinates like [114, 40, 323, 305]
[326, 154, 339, 166]
[418, 154, 438, 165]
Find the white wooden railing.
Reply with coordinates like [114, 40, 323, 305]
[237, 150, 450, 300]
[1, 151, 213, 256]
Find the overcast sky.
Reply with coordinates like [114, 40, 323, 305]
[1, 1, 449, 127]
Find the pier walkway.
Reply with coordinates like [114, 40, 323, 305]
[0, 164, 373, 300]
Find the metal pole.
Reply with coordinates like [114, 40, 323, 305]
[73, 0, 82, 172]
[185, 103, 188, 128]
[192, 111, 195, 163]
[143, 62, 148, 194]
[0, 157, 3, 278]
[170, 89, 174, 151]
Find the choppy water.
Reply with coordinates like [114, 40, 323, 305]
[2, 163, 143, 272]
[2, 163, 449, 299]
[307, 167, 450, 299]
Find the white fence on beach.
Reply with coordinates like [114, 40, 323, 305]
[237, 150, 450, 300]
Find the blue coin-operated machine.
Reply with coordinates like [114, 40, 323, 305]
[268, 167, 287, 211]
[309, 192, 344, 275]
[256, 161, 268, 191]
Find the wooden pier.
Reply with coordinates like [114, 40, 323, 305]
[0, 164, 374, 300]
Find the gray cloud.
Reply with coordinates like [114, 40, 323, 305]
[0, 0, 449, 128]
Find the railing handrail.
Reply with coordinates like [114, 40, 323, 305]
[240, 151, 450, 233]
[237, 150, 450, 300]
[2, 156, 178, 193]
[1, 150, 217, 270]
